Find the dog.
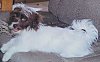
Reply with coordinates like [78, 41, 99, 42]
[0, 4, 98, 62]
[8, 3, 42, 34]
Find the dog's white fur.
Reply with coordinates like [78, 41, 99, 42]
[0, 19, 98, 62]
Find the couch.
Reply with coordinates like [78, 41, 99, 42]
[0, 0, 100, 62]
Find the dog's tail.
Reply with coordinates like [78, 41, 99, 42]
[70, 19, 98, 43]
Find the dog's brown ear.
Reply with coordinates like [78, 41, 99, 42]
[34, 14, 43, 30]
[26, 12, 44, 31]
[28, 13, 40, 30]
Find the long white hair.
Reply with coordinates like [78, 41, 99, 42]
[13, 3, 42, 17]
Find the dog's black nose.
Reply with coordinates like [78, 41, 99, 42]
[13, 24, 18, 28]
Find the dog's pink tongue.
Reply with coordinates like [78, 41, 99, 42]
[13, 29, 19, 32]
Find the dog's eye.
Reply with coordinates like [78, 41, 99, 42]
[81, 29, 86, 32]
[69, 27, 74, 30]
[12, 15, 15, 17]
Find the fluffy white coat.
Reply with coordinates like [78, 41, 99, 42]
[1, 19, 98, 62]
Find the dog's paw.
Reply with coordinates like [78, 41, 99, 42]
[2, 53, 11, 62]
[2, 57, 8, 62]
[2, 55, 9, 62]
[0, 44, 8, 53]
[1, 48, 6, 53]
[1, 47, 6, 53]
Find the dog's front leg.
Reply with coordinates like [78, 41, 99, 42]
[1, 38, 16, 53]
[2, 46, 17, 62]
[2, 46, 29, 62]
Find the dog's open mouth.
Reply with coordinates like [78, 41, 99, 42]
[13, 28, 19, 32]
[12, 27, 22, 33]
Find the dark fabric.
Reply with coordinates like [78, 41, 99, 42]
[38, 11, 69, 28]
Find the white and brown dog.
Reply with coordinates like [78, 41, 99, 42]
[0, 4, 98, 62]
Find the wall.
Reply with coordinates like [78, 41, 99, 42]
[2, 0, 13, 12]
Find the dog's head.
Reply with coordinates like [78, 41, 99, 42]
[8, 4, 42, 33]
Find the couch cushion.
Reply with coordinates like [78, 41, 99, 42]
[49, 0, 100, 35]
